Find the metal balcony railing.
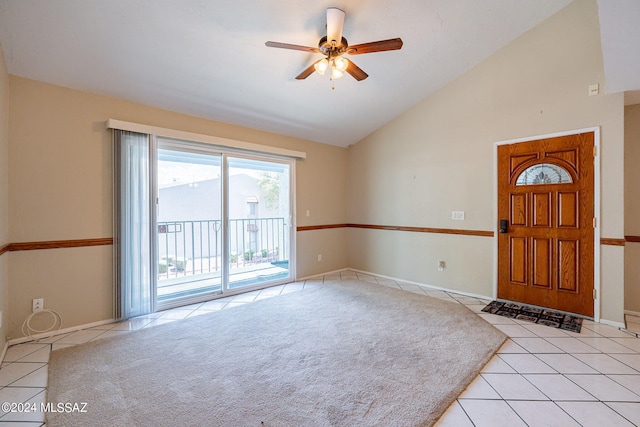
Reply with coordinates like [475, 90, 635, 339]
[157, 217, 288, 281]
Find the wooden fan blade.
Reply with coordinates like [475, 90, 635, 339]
[326, 8, 345, 46]
[265, 41, 321, 53]
[347, 38, 403, 55]
[295, 60, 321, 80]
[345, 60, 368, 81]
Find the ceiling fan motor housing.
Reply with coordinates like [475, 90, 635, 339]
[319, 36, 349, 55]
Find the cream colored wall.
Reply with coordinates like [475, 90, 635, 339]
[5, 0, 631, 338]
[347, 0, 626, 323]
[625, 104, 640, 313]
[0, 43, 9, 349]
[297, 229, 348, 278]
[7, 77, 348, 338]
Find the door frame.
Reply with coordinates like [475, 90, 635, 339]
[493, 127, 601, 321]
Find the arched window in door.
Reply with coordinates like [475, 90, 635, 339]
[515, 163, 573, 186]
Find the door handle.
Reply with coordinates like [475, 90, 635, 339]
[499, 219, 508, 234]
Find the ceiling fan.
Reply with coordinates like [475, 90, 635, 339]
[265, 7, 403, 82]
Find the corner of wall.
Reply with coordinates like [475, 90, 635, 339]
[624, 104, 640, 313]
[0, 41, 11, 354]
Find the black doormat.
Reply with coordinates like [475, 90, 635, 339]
[482, 301, 583, 333]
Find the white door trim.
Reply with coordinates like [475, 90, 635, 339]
[492, 127, 601, 321]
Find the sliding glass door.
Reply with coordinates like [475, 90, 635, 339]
[227, 156, 291, 289]
[154, 141, 294, 309]
[156, 146, 223, 303]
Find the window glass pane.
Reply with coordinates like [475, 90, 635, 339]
[515, 163, 573, 186]
[156, 148, 223, 303]
[228, 156, 291, 290]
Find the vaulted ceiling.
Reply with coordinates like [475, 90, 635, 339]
[0, 0, 637, 147]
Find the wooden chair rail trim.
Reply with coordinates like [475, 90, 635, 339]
[297, 223, 494, 237]
[296, 224, 349, 232]
[7, 238, 114, 252]
[600, 238, 626, 246]
[299, 225, 640, 244]
[2, 233, 636, 254]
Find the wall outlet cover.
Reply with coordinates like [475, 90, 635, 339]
[32, 298, 44, 313]
[452, 211, 465, 220]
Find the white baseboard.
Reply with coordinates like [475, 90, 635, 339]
[348, 268, 493, 301]
[6, 267, 628, 351]
[623, 311, 640, 336]
[589, 318, 626, 329]
[314, 267, 630, 327]
[0, 341, 8, 365]
[297, 268, 349, 281]
[7, 318, 116, 347]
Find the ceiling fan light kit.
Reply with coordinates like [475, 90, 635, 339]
[334, 56, 349, 72]
[314, 58, 329, 75]
[265, 7, 403, 86]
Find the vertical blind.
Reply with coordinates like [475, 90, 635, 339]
[114, 130, 153, 319]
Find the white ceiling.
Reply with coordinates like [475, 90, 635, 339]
[597, 0, 640, 94]
[2, 0, 634, 147]
[596, 0, 640, 106]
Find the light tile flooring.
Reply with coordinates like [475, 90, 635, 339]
[1, 270, 639, 426]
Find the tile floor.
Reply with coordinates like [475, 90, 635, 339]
[0, 270, 639, 426]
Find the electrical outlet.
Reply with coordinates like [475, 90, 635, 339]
[452, 211, 465, 221]
[0, 310, 3, 329]
[32, 298, 44, 313]
[317, 254, 323, 262]
[438, 261, 446, 271]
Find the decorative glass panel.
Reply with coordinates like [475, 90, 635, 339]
[516, 163, 572, 186]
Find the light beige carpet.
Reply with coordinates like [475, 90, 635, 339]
[47, 280, 506, 426]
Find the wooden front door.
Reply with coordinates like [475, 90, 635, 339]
[497, 132, 595, 317]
